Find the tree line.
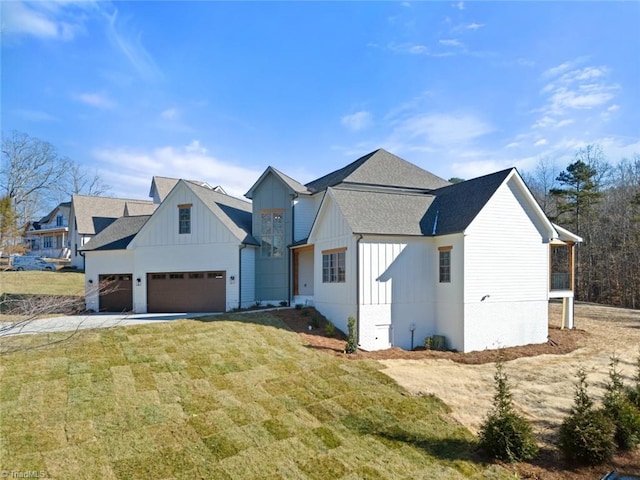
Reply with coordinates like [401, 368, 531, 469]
[523, 145, 640, 309]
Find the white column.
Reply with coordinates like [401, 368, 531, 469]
[566, 297, 574, 329]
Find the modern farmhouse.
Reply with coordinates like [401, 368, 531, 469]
[82, 149, 581, 352]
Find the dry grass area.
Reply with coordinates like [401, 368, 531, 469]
[377, 303, 640, 477]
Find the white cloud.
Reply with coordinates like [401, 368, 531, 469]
[160, 108, 179, 120]
[534, 138, 548, 147]
[607, 104, 620, 112]
[341, 111, 373, 131]
[72, 92, 116, 109]
[533, 59, 620, 132]
[102, 7, 162, 81]
[1, 1, 96, 42]
[439, 39, 463, 48]
[92, 141, 263, 199]
[391, 112, 494, 146]
[388, 42, 429, 55]
[454, 22, 484, 31]
[454, 2, 465, 10]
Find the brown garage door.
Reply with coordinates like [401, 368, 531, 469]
[99, 274, 133, 312]
[147, 271, 226, 313]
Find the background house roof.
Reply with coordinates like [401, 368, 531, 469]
[37, 202, 71, 225]
[329, 187, 436, 236]
[81, 215, 151, 251]
[72, 195, 155, 235]
[149, 176, 223, 203]
[305, 149, 450, 193]
[124, 201, 158, 217]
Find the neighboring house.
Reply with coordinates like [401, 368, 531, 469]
[149, 176, 226, 204]
[82, 149, 581, 353]
[22, 202, 71, 258]
[82, 180, 257, 313]
[68, 195, 157, 269]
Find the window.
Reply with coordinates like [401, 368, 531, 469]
[260, 211, 284, 257]
[439, 247, 452, 283]
[43, 236, 53, 249]
[178, 204, 191, 234]
[322, 248, 346, 283]
[56, 235, 63, 249]
[56, 215, 64, 227]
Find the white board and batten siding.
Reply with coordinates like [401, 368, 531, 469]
[358, 237, 435, 351]
[309, 195, 356, 335]
[84, 250, 135, 311]
[463, 177, 549, 352]
[293, 194, 322, 242]
[127, 182, 253, 312]
[433, 234, 465, 352]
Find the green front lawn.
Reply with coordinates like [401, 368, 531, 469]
[0, 313, 509, 479]
[0, 270, 85, 296]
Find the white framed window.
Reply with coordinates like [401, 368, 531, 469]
[178, 204, 192, 234]
[322, 248, 346, 283]
[260, 211, 284, 257]
[438, 246, 452, 283]
[43, 236, 53, 249]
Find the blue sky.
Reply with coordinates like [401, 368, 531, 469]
[2, 1, 639, 200]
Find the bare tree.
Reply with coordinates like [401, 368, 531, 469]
[54, 161, 111, 202]
[1, 131, 71, 225]
[522, 156, 559, 217]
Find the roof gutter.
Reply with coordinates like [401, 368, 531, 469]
[356, 233, 363, 347]
[238, 244, 246, 310]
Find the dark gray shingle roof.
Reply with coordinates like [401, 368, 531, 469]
[422, 168, 513, 235]
[323, 168, 514, 237]
[186, 182, 259, 245]
[81, 216, 151, 251]
[305, 149, 450, 193]
[330, 188, 436, 235]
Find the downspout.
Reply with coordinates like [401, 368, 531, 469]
[238, 244, 246, 310]
[289, 193, 298, 307]
[356, 234, 363, 346]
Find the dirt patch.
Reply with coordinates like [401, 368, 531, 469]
[273, 303, 640, 478]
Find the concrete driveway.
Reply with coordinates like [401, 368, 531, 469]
[0, 312, 215, 337]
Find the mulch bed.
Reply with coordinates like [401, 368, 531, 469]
[272, 307, 588, 364]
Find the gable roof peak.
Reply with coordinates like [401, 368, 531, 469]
[245, 165, 309, 199]
[305, 149, 450, 193]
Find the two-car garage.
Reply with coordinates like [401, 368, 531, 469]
[98, 271, 226, 313]
[146, 271, 226, 313]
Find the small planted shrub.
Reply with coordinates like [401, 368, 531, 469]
[478, 354, 538, 462]
[344, 316, 357, 354]
[559, 366, 615, 465]
[279, 301, 288, 307]
[626, 352, 640, 410]
[603, 355, 640, 451]
[301, 308, 311, 316]
[295, 303, 303, 310]
[324, 321, 335, 337]
[310, 314, 320, 329]
[424, 335, 447, 351]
